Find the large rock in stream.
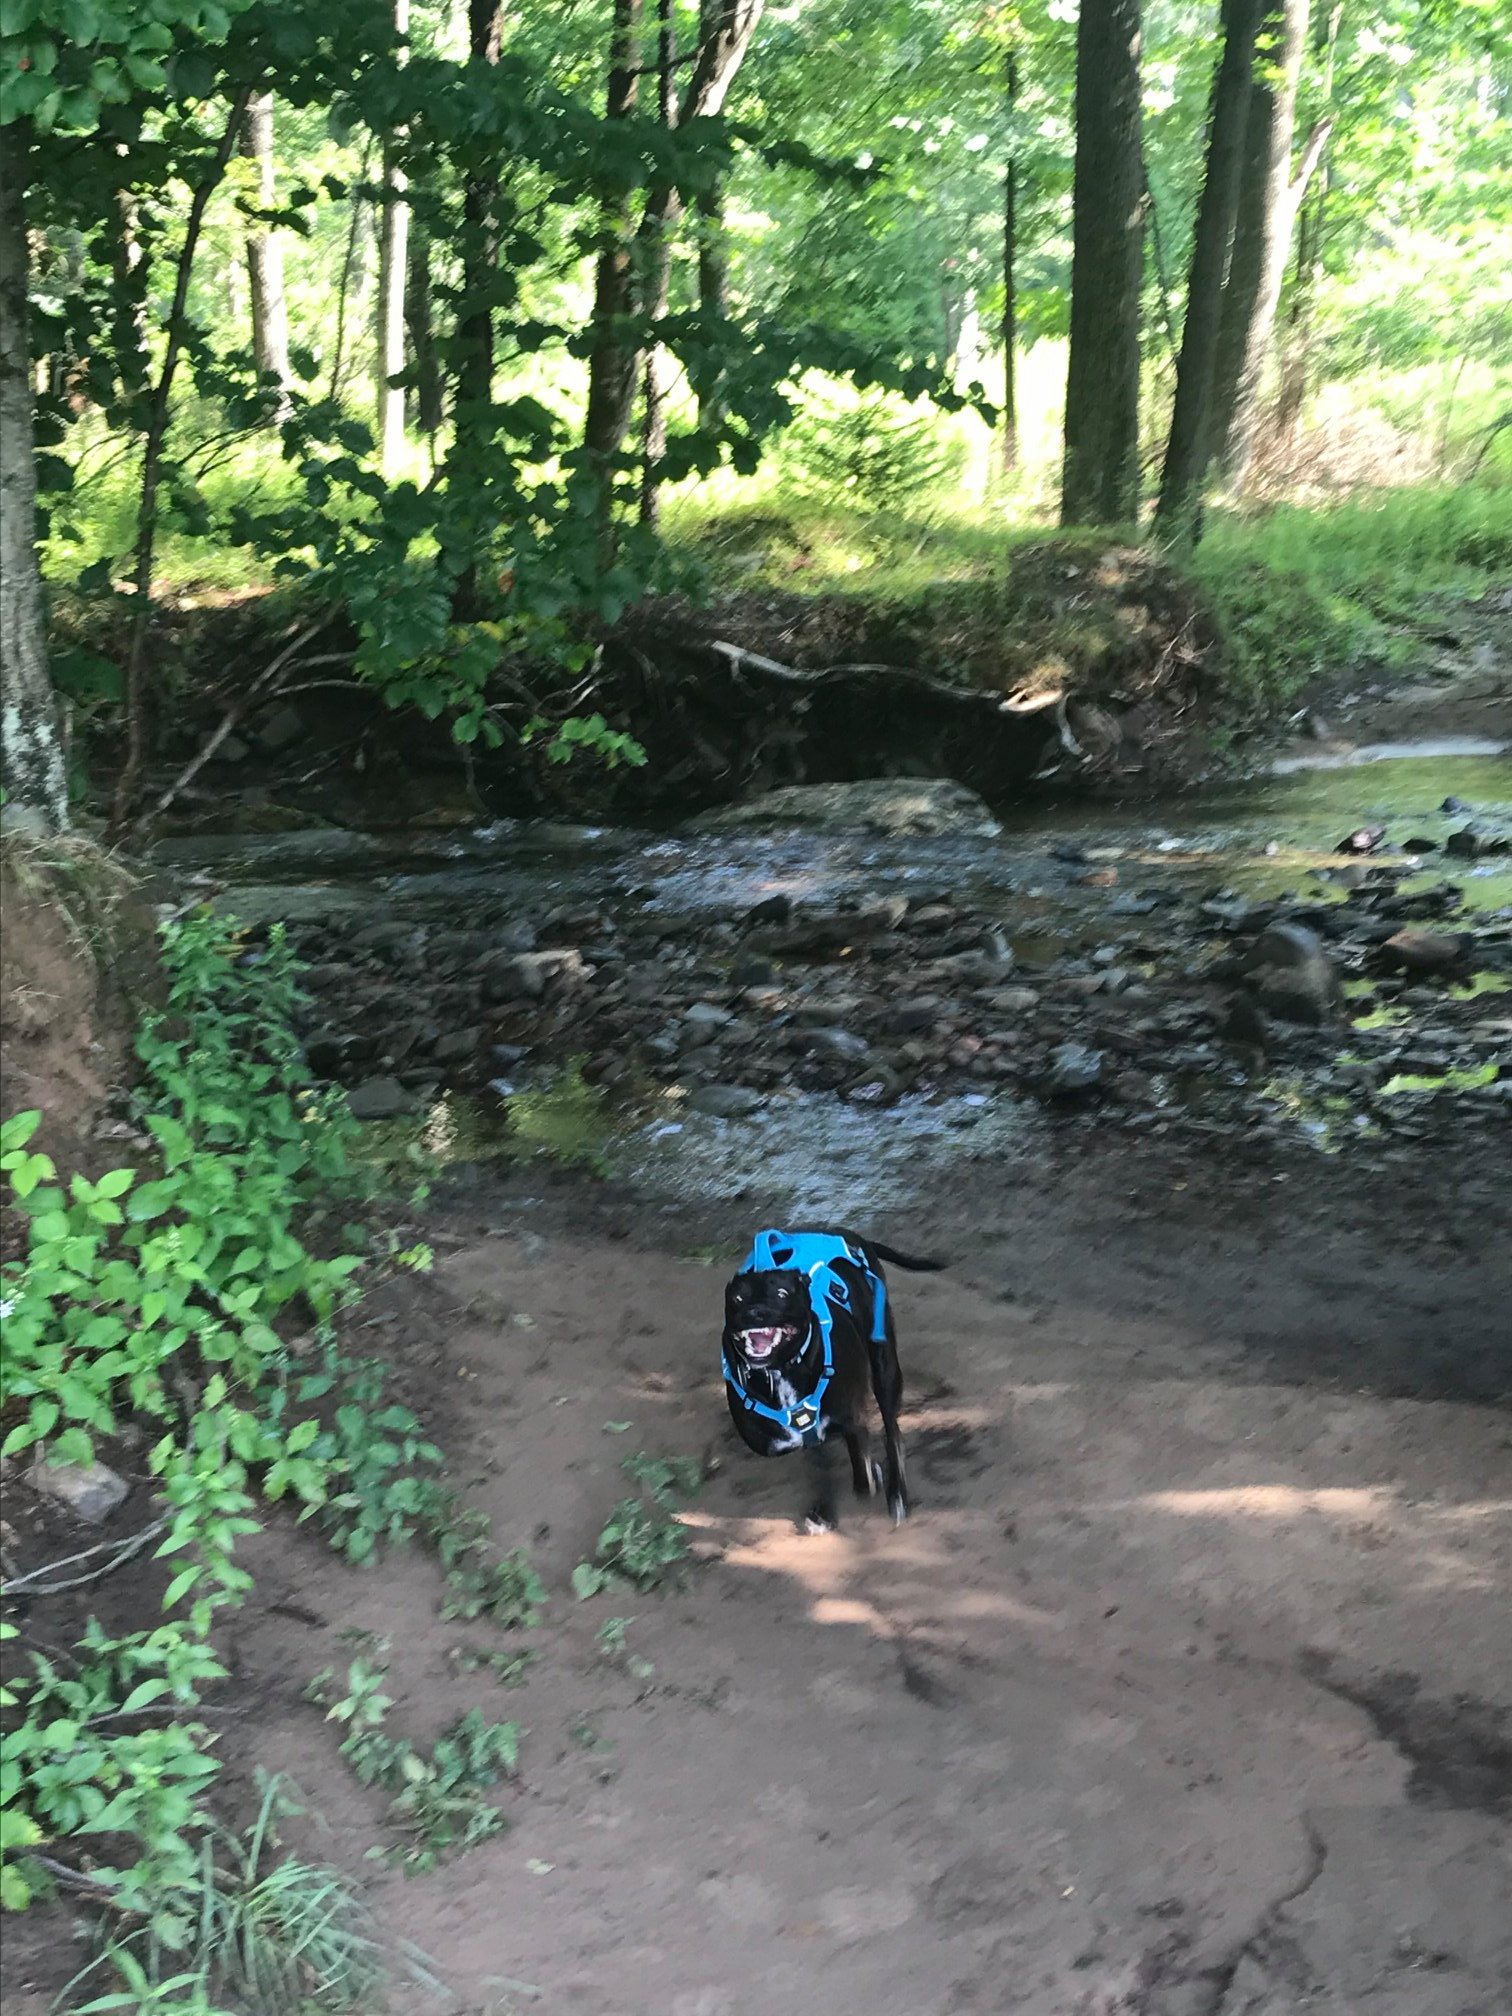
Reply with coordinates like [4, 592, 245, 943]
[684, 778, 1003, 839]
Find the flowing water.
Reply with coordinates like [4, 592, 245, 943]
[152, 743, 1512, 1217]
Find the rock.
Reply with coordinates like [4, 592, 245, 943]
[1243, 922, 1340, 1025]
[1403, 836, 1438, 854]
[981, 988, 1038, 1015]
[744, 894, 792, 927]
[31, 1458, 129, 1524]
[1339, 824, 1386, 855]
[1045, 1042, 1105, 1096]
[804, 1028, 871, 1065]
[214, 732, 252, 764]
[731, 953, 776, 987]
[252, 703, 305, 753]
[484, 949, 588, 1001]
[688, 1084, 763, 1119]
[1222, 993, 1268, 1048]
[1074, 867, 1119, 888]
[1444, 826, 1507, 859]
[1441, 795, 1472, 815]
[889, 997, 942, 1033]
[684, 1001, 735, 1033]
[1381, 929, 1471, 976]
[432, 1027, 482, 1064]
[346, 1076, 413, 1120]
[685, 778, 1002, 839]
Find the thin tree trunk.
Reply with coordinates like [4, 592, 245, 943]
[586, 0, 765, 519]
[1061, 0, 1145, 527]
[375, 0, 410, 475]
[0, 121, 68, 833]
[640, 0, 678, 528]
[405, 220, 443, 453]
[1207, 0, 1309, 481]
[584, 0, 647, 535]
[327, 138, 373, 404]
[999, 44, 1019, 478]
[112, 94, 250, 831]
[451, 0, 503, 619]
[695, 176, 728, 434]
[1153, 0, 1265, 543]
[1274, 3, 1341, 447]
[239, 92, 291, 404]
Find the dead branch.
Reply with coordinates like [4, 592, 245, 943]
[3, 1517, 169, 1597]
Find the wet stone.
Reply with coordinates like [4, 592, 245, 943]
[346, 1076, 414, 1120]
[687, 1084, 763, 1119]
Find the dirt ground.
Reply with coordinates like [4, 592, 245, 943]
[10, 1123, 1507, 2016]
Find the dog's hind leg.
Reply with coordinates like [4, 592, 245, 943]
[870, 1328, 909, 1524]
[802, 1435, 840, 1534]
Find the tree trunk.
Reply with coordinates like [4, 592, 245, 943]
[112, 95, 250, 830]
[0, 123, 68, 834]
[405, 220, 444, 451]
[375, 0, 410, 475]
[239, 92, 291, 403]
[584, 0, 647, 526]
[999, 45, 1019, 478]
[695, 162, 728, 433]
[1061, 0, 1145, 527]
[450, 0, 503, 620]
[1207, 0, 1309, 483]
[1153, 0, 1265, 543]
[586, 0, 764, 513]
[639, 0, 679, 528]
[1274, 2, 1341, 447]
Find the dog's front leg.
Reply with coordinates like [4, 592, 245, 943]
[802, 1434, 839, 1534]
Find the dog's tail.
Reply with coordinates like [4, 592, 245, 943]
[865, 1239, 946, 1274]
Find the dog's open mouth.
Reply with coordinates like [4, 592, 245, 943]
[738, 1325, 798, 1361]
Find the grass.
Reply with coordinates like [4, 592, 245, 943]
[64, 1774, 414, 2016]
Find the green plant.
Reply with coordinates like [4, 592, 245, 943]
[778, 387, 969, 519]
[307, 1654, 519, 1874]
[571, 1453, 702, 1598]
[61, 1773, 399, 2016]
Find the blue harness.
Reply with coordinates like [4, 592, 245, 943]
[723, 1229, 888, 1447]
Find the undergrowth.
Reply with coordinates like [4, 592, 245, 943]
[0, 911, 543, 2006]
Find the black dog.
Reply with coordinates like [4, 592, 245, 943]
[721, 1227, 943, 1531]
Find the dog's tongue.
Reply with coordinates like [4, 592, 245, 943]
[743, 1327, 784, 1359]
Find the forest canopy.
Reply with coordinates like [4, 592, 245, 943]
[1, 0, 1509, 829]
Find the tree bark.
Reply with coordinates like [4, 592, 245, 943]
[999, 44, 1019, 478]
[239, 92, 291, 402]
[112, 94, 250, 830]
[1207, 0, 1309, 483]
[584, 0, 647, 521]
[1153, 0, 1265, 543]
[451, 0, 503, 620]
[695, 175, 728, 435]
[0, 122, 68, 833]
[405, 220, 444, 450]
[1274, 2, 1341, 447]
[375, 0, 410, 475]
[1061, 0, 1145, 527]
[585, 0, 764, 514]
[639, 0, 679, 528]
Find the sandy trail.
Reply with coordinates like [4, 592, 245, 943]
[195, 1152, 1512, 2016]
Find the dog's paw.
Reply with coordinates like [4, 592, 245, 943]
[802, 1509, 836, 1536]
[888, 1493, 910, 1526]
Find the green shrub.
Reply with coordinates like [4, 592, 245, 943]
[778, 389, 968, 518]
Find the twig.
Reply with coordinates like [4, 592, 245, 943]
[2, 1517, 169, 1596]
[132, 621, 343, 830]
